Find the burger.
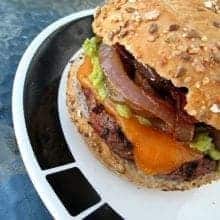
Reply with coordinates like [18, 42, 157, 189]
[67, 0, 220, 190]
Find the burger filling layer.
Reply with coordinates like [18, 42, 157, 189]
[78, 37, 220, 180]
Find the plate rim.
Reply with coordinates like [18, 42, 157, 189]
[12, 9, 94, 220]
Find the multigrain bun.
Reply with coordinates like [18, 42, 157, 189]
[66, 54, 220, 190]
[93, 0, 220, 130]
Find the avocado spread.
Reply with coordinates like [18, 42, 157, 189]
[190, 132, 220, 160]
[83, 37, 107, 100]
[116, 104, 132, 119]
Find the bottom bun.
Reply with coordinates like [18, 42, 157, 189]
[66, 53, 220, 191]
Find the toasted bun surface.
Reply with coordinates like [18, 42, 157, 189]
[66, 53, 220, 190]
[93, 0, 220, 130]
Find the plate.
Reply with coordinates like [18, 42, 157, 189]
[13, 10, 220, 220]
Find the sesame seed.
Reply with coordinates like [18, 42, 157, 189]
[160, 56, 168, 66]
[147, 34, 159, 42]
[115, 5, 121, 10]
[175, 66, 187, 77]
[165, 35, 177, 43]
[204, 0, 220, 12]
[144, 10, 160, 21]
[122, 20, 129, 28]
[125, 7, 135, 13]
[172, 50, 182, 56]
[201, 36, 208, 42]
[94, 6, 101, 18]
[188, 46, 200, 54]
[148, 23, 158, 34]
[180, 52, 191, 61]
[213, 21, 220, 28]
[77, 110, 82, 118]
[119, 29, 128, 38]
[169, 24, 180, 31]
[202, 77, 210, 85]
[210, 104, 220, 113]
[131, 11, 142, 22]
[195, 81, 201, 88]
[204, 1, 213, 9]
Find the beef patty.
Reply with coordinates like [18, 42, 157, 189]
[83, 87, 217, 181]
[84, 88, 133, 160]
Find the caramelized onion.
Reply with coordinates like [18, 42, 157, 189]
[99, 44, 175, 127]
[99, 44, 196, 141]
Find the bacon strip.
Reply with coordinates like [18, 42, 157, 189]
[99, 44, 195, 141]
[100, 44, 175, 126]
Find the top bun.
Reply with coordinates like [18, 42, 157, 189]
[93, 0, 220, 130]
